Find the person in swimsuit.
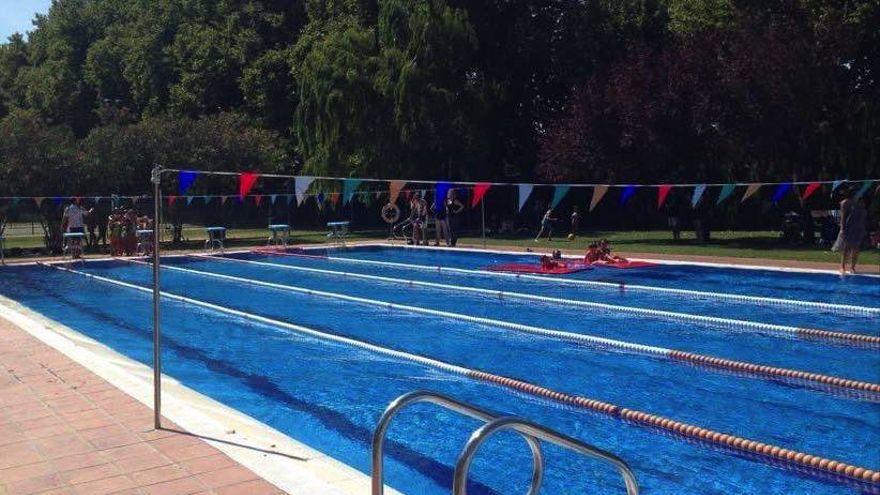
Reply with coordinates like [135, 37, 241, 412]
[598, 238, 628, 264]
[833, 189, 868, 274]
[584, 243, 601, 264]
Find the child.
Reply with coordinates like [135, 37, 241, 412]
[584, 243, 601, 264]
[598, 238, 628, 264]
[535, 208, 557, 242]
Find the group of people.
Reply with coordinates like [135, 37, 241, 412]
[534, 206, 580, 242]
[538, 239, 628, 269]
[62, 201, 153, 257]
[406, 191, 464, 247]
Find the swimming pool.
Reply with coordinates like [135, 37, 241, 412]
[0, 245, 877, 494]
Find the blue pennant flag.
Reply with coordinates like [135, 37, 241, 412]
[551, 185, 570, 208]
[772, 183, 792, 203]
[178, 171, 197, 195]
[619, 186, 636, 205]
[186, 196, 196, 206]
[435, 182, 452, 211]
[52, 197, 63, 206]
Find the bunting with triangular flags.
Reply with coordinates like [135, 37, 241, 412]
[517, 184, 534, 211]
[716, 184, 736, 205]
[589, 185, 608, 211]
[801, 182, 821, 201]
[179, 171, 197, 195]
[239, 172, 259, 199]
[691, 184, 707, 208]
[772, 183, 791, 203]
[343, 179, 363, 205]
[619, 186, 636, 205]
[471, 183, 491, 208]
[389, 180, 406, 204]
[295, 176, 315, 206]
[657, 185, 673, 209]
[551, 185, 570, 208]
[741, 184, 761, 202]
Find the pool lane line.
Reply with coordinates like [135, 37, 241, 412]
[43, 262, 880, 487]
[252, 250, 880, 317]
[191, 255, 879, 347]
[126, 259, 880, 396]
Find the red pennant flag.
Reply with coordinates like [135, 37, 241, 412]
[657, 185, 673, 209]
[801, 182, 821, 201]
[239, 172, 259, 199]
[471, 183, 491, 208]
[167, 195, 177, 207]
[254, 195, 263, 207]
[329, 192, 341, 206]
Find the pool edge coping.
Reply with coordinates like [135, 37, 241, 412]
[0, 292, 403, 495]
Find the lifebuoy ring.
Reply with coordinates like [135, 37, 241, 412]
[381, 203, 401, 224]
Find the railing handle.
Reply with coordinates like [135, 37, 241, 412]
[454, 417, 639, 495]
[371, 391, 543, 495]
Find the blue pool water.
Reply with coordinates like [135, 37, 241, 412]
[0, 245, 877, 495]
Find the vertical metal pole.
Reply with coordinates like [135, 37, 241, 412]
[481, 200, 487, 248]
[150, 166, 162, 430]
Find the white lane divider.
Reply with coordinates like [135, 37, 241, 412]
[124, 259, 880, 395]
[252, 250, 880, 317]
[42, 262, 880, 486]
[190, 255, 878, 346]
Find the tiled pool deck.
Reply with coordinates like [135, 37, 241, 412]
[0, 319, 284, 495]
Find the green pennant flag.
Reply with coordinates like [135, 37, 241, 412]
[716, 184, 736, 205]
[343, 179, 363, 205]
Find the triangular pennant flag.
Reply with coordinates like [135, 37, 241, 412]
[186, 196, 196, 206]
[471, 183, 491, 208]
[179, 171, 198, 195]
[831, 180, 844, 192]
[285, 194, 293, 206]
[10, 197, 21, 207]
[295, 176, 315, 206]
[204, 195, 215, 204]
[801, 182, 821, 201]
[855, 180, 873, 199]
[254, 195, 263, 207]
[550, 185, 570, 208]
[517, 184, 534, 211]
[691, 184, 707, 208]
[317, 191, 325, 204]
[35, 197, 46, 208]
[52, 197, 63, 206]
[741, 184, 761, 202]
[221, 196, 229, 205]
[772, 183, 791, 203]
[619, 185, 636, 205]
[343, 179, 363, 205]
[239, 172, 259, 199]
[716, 184, 736, 205]
[93, 196, 102, 204]
[329, 192, 341, 206]
[589, 185, 609, 211]
[435, 182, 452, 211]
[389, 180, 407, 204]
[657, 185, 673, 209]
[167, 195, 177, 207]
[270, 194, 278, 205]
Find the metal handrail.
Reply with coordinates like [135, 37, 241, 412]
[372, 391, 544, 495]
[454, 417, 639, 495]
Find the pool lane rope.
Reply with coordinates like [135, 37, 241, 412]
[128, 259, 880, 396]
[194, 255, 879, 347]
[42, 262, 880, 487]
[255, 250, 880, 317]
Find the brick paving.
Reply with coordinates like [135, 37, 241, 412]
[0, 319, 286, 495]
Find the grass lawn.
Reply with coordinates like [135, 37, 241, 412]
[459, 230, 880, 265]
[2, 225, 878, 267]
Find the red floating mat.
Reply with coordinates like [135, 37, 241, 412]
[589, 260, 658, 269]
[486, 262, 592, 275]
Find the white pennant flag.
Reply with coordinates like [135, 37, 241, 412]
[295, 176, 315, 206]
[518, 184, 534, 211]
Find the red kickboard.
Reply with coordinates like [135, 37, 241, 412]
[486, 262, 592, 275]
[589, 260, 657, 269]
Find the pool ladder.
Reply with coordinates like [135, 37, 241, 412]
[372, 391, 639, 495]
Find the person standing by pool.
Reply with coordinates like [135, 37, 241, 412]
[445, 189, 464, 247]
[833, 190, 867, 274]
[535, 208, 557, 242]
[568, 206, 580, 240]
[62, 201, 85, 235]
[433, 196, 449, 246]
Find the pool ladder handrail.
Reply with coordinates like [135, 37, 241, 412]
[371, 390, 639, 495]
